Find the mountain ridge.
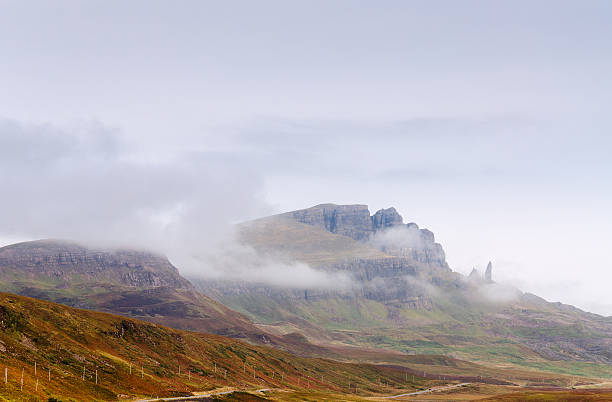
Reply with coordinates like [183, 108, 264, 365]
[279, 203, 448, 268]
[3, 204, 612, 381]
[193, 203, 612, 379]
[0, 238, 192, 290]
[0, 239, 310, 350]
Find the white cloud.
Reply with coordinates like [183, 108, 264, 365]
[188, 240, 354, 290]
[0, 119, 266, 271]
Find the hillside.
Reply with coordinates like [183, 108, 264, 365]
[0, 239, 192, 290]
[0, 292, 440, 401]
[2, 211, 612, 400]
[0, 240, 293, 348]
[3, 292, 611, 401]
[194, 204, 612, 379]
[239, 216, 390, 265]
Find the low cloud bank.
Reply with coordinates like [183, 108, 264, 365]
[463, 270, 522, 304]
[476, 282, 522, 303]
[186, 240, 354, 290]
[0, 119, 263, 251]
[369, 225, 424, 252]
[0, 119, 355, 291]
[403, 274, 441, 297]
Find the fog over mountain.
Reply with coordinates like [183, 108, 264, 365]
[1, 1, 612, 314]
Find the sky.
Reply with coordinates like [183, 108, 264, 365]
[1, 1, 612, 314]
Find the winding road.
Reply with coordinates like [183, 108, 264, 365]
[135, 388, 271, 401]
[382, 383, 471, 399]
[135, 383, 471, 401]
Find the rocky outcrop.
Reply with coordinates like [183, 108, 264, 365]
[469, 268, 481, 280]
[468, 262, 494, 284]
[286, 204, 374, 241]
[0, 239, 192, 290]
[485, 261, 493, 283]
[283, 204, 449, 269]
[0, 240, 294, 348]
[372, 223, 448, 269]
[371, 207, 404, 230]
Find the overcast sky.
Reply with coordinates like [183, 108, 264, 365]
[1, 1, 612, 314]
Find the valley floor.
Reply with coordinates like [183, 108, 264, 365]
[124, 383, 612, 402]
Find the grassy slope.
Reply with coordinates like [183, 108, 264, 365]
[0, 292, 438, 401]
[212, 216, 612, 380]
[215, 288, 612, 380]
[238, 216, 390, 266]
[0, 240, 320, 352]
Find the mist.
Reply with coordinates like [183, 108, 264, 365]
[0, 120, 253, 272]
[0, 119, 358, 290]
[188, 240, 354, 290]
[369, 225, 424, 253]
[476, 282, 522, 304]
[2, 1, 612, 314]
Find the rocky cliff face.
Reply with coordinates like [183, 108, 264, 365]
[371, 207, 404, 230]
[485, 261, 493, 283]
[285, 204, 374, 241]
[284, 204, 449, 269]
[0, 239, 192, 290]
[195, 204, 456, 324]
[0, 239, 290, 347]
[469, 268, 481, 280]
[286, 204, 414, 241]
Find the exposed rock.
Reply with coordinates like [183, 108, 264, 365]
[0, 240, 292, 348]
[419, 228, 435, 243]
[286, 204, 374, 241]
[469, 268, 481, 280]
[371, 207, 404, 230]
[283, 204, 449, 269]
[372, 223, 448, 269]
[0, 239, 192, 290]
[485, 261, 493, 283]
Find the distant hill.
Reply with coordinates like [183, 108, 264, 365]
[239, 215, 389, 265]
[0, 240, 293, 348]
[0, 239, 192, 290]
[3, 207, 612, 383]
[194, 203, 612, 379]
